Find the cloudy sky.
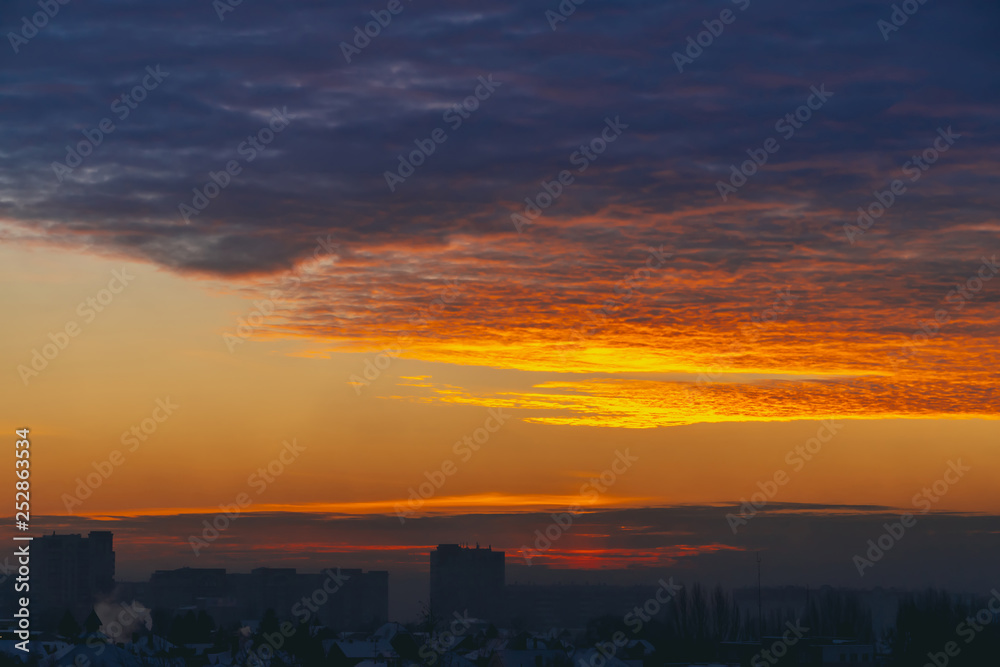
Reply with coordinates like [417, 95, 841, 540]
[2, 0, 998, 620]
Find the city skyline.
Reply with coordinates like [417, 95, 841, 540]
[2, 534, 954, 632]
[3, 0, 999, 648]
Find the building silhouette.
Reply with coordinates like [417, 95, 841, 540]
[430, 543, 504, 622]
[143, 566, 388, 631]
[320, 568, 389, 631]
[34, 531, 115, 623]
[148, 567, 228, 609]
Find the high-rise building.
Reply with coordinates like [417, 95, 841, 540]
[313, 568, 389, 631]
[34, 531, 116, 623]
[86, 531, 115, 593]
[429, 544, 504, 622]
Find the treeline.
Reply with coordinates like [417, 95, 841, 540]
[887, 589, 1000, 666]
[584, 584, 873, 664]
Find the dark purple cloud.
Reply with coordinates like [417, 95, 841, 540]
[1, 0, 997, 279]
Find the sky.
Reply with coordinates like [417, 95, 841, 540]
[2, 0, 998, 621]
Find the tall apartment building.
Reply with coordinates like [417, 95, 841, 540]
[34, 531, 116, 623]
[429, 544, 505, 623]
